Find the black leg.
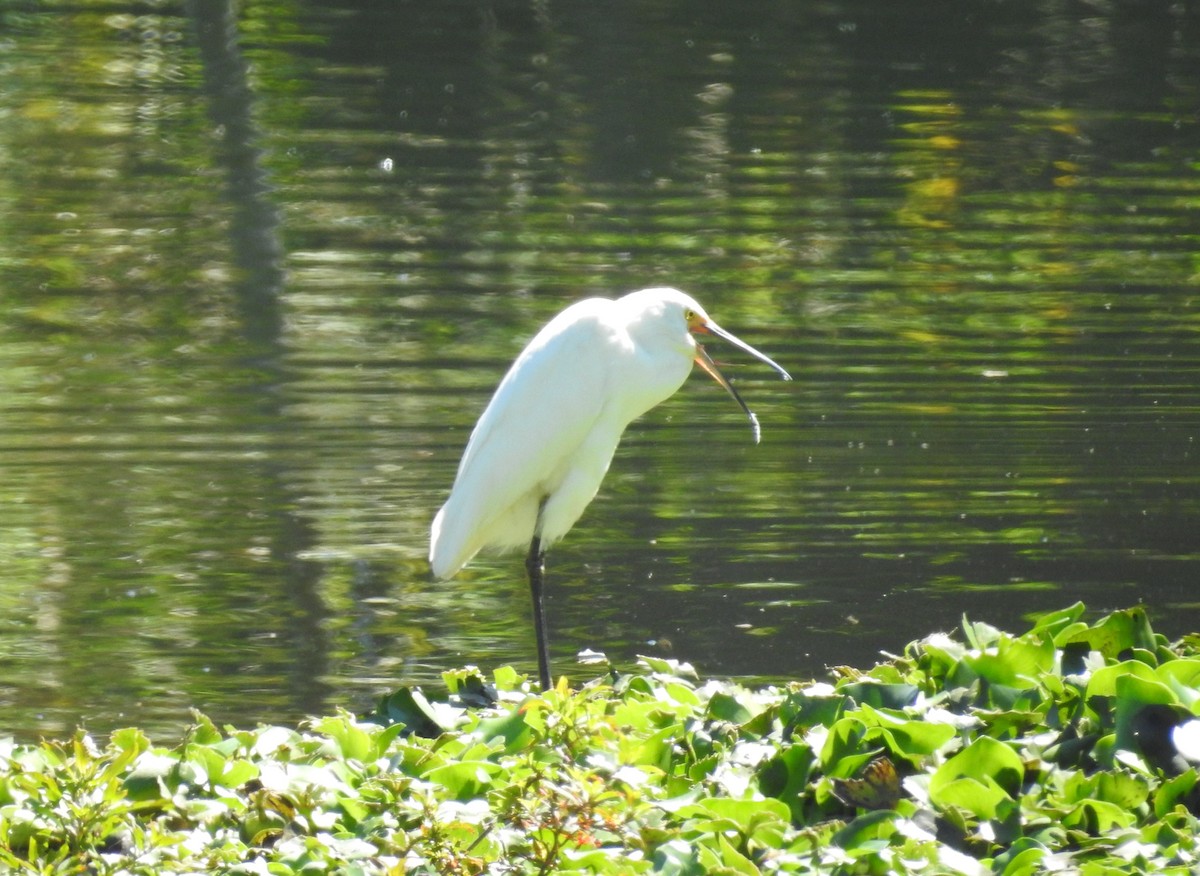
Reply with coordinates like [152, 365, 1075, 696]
[525, 534, 551, 691]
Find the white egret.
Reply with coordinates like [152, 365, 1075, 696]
[429, 287, 791, 690]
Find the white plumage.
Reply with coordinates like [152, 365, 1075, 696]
[429, 286, 790, 688]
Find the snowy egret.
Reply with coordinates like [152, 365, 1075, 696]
[429, 287, 791, 690]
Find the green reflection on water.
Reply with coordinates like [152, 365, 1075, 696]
[0, 0, 1197, 741]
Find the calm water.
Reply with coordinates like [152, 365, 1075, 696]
[1, 0, 1198, 741]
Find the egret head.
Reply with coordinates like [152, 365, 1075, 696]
[624, 287, 792, 443]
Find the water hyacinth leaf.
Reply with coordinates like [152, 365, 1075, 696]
[624, 724, 678, 770]
[312, 715, 374, 762]
[663, 681, 703, 709]
[108, 727, 150, 758]
[821, 717, 871, 772]
[215, 757, 259, 789]
[865, 663, 908, 684]
[124, 748, 177, 800]
[780, 690, 846, 739]
[914, 632, 970, 678]
[961, 617, 1005, 650]
[991, 837, 1050, 876]
[1156, 659, 1200, 707]
[1029, 602, 1087, 637]
[930, 736, 1024, 818]
[838, 681, 919, 710]
[678, 796, 791, 844]
[948, 736, 1024, 792]
[981, 683, 1036, 714]
[1057, 607, 1158, 659]
[1111, 674, 1183, 760]
[831, 808, 899, 848]
[743, 695, 786, 738]
[893, 722, 960, 759]
[241, 725, 294, 758]
[757, 744, 816, 809]
[1085, 660, 1163, 700]
[652, 839, 704, 876]
[855, 703, 956, 757]
[706, 691, 754, 725]
[474, 706, 532, 753]
[491, 664, 524, 691]
[966, 636, 1056, 686]
[187, 711, 224, 746]
[1062, 797, 1137, 833]
[1153, 770, 1199, 818]
[1094, 770, 1151, 809]
[369, 687, 443, 737]
[929, 774, 1013, 821]
[442, 669, 498, 707]
[711, 833, 761, 875]
[421, 760, 503, 800]
[188, 744, 233, 788]
[612, 693, 672, 734]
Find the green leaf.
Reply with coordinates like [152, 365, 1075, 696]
[218, 758, 260, 789]
[1062, 797, 1136, 833]
[187, 711, 224, 746]
[369, 687, 443, 737]
[707, 691, 753, 725]
[929, 736, 1023, 818]
[313, 715, 373, 762]
[652, 839, 705, 876]
[968, 636, 1056, 686]
[679, 795, 791, 838]
[929, 774, 1013, 820]
[992, 838, 1049, 876]
[856, 703, 956, 757]
[1156, 659, 1200, 706]
[1112, 674, 1182, 760]
[443, 669, 498, 707]
[716, 832, 760, 875]
[1059, 607, 1157, 658]
[831, 809, 899, 847]
[780, 690, 845, 740]
[1154, 770, 1199, 818]
[108, 727, 150, 757]
[962, 617, 1005, 650]
[820, 717, 870, 771]
[421, 760, 503, 799]
[474, 707, 532, 753]
[1028, 603, 1087, 637]
[1093, 770, 1150, 809]
[838, 682, 919, 710]
[757, 744, 816, 818]
[491, 664, 524, 691]
[1086, 660, 1168, 701]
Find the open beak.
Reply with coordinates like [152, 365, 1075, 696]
[692, 320, 792, 444]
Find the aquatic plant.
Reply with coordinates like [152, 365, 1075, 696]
[3, 603, 1200, 874]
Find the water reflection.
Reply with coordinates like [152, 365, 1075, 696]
[0, 0, 1197, 741]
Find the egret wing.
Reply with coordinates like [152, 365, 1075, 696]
[430, 300, 620, 576]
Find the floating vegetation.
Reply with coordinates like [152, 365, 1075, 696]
[3, 603, 1200, 873]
